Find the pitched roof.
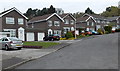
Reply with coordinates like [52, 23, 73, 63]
[0, 7, 28, 19]
[59, 13, 68, 18]
[76, 16, 89, 22]
[59, 13, 76, 21]
[82, 13, 107, 20]
[28, 13, 64, 23]
[107, 16, 120, 21]
[29, 14, 52, 22]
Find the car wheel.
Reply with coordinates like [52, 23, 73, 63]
[18, 47, 22, 50]
[5, 45, 9, 51]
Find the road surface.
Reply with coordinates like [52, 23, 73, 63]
[15, 33, 118, 69]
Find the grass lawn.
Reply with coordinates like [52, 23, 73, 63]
[23, 42, 59, 48]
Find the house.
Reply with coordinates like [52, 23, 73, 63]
[107, 16, 120, 30]
[59, 13, 76, 36]
[0, 7, 28, 41]
[76, 15, 96, 35]
[27, 13, 64, 41]
[82, 13, 108, 31]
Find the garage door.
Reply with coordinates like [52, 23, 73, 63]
[27, 33, 34, 41]
[38, 33, 45, 41]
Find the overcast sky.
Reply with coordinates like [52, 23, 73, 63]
[0, 0, 120, 14]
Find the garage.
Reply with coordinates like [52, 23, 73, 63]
[26, 32, 34, 41]
[38, 33, 45, 41]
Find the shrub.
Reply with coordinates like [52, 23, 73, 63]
[65, 31, 73, 39]
[104, 26, 112, 33]
[105, 31, 109, 34]
[97, 29, 103, 35]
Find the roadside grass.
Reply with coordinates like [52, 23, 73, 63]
[23, 42, 59, 48]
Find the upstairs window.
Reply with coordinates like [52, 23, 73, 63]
[18, 18, 24, 25]
[91, 22, 94, 26]
[87, 22, 89, 26]
[71, 20, 74, 24]
[6, 17, 14, 24]
[54, 21, 60, 26]
[65, 19, 69, 24]
[48, 21, 52, 27]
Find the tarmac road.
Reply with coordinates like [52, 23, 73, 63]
[15, 33, 118, 69]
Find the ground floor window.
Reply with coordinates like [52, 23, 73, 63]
[54, 30, 61, 36]
[3, 29, 16, 37]
[63, 27, 70, 34]
[96, 25, 101, 30]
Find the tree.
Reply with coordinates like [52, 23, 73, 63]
[85, 7, 94, 14]
[24, 5, 56, 20]
[101, 6, 120, 17]
[73, 12, 84, 18]
[48, 5, 56, 14]
[40, 8, 48, 16]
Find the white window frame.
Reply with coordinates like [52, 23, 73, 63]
[97, 20, 100, 23]
[18, 18, 24, 25]
[54, 21, 60, 26]
[65, 19, 69, 24]
[32, 23, 34, 28]
[6, 17, 14, 24]
[3, 29, 16, 37]
[54, 30, 61, 36]
[87, 22, 89, 26]
[71, 20, 74, 24]
[48, 21, 52, 27]
[63, 27, 70, 34]
[92, 22, 94, 26]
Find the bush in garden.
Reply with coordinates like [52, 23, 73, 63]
[104, 26, 112, 33]
[97, 29, 103, 35]
[105, 31, 109, 34]
[65, 31, 73, 39]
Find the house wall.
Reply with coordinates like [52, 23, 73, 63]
[63, 15, 75, 28]
[87, 18, 96, 31]
[2, 10, 27, 38]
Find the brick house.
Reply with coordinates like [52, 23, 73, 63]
[82, 14, 108, 31]
[76, 15, 96, 35]
[59, 13, 76, 36]
[0, 7, 28, 41]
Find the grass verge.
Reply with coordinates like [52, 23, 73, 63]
[23, 42, 59, 48]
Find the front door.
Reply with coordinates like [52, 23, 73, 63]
[18, 27, 25, 41]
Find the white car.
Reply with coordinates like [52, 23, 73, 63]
[0, 37, 23, 50]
